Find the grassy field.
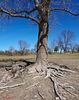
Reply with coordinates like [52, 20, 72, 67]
[0, 53, 79, 61]
[48, 53, 79, 60]
[0, 54, 36, 61]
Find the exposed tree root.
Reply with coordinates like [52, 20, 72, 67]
[0, 81, 40, 92]
[0, 62, 78, 100]
[49, 75, 79, 100]
[0, 82, 25, 90]
[36, 85, 45, 100]
[59, 84, 78, 99]
[47, 64, 75, 73]
[44, 62, 78, 100]
[28, 63, 44, 73]
[49, 77, 66, 100]
[0, 72, 12, 86]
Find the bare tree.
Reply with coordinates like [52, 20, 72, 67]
[0, 2, 79, 100]
[57, 38, 64, 53]
[57, 30, 75, 53]
[50, 39, 59, 53]
[9, 46, 15, 56]
[74, 44, 79, 52]
[18, 40, 29, 55]
[0, 0, 79, 72]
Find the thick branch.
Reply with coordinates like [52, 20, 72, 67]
[0, 8, 39, 24]
[50, 8, 79, 16]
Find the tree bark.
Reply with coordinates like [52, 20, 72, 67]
[31, 0, 50, 72]
[35, 20, 49, 72]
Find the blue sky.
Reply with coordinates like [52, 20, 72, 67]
[0, 11, 79, 50]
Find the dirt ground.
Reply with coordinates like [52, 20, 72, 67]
[50, 59, 79, 70]
[0, 59, 79, 100]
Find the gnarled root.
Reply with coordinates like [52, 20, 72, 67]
[50, 77, 66, 100]
[0, 61, 78, 100]
[28, 62, 48, 74]
[45, 62, 78, 100]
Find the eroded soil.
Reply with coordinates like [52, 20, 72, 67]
[0, 59, 79, 100]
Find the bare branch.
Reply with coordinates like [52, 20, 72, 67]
[14, 8, 37, 14]
[0, 8, 39, 24]
[50, 8, 79, 16]
[34, 0, 39, 7]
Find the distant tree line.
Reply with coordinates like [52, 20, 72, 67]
[48, 29, 79, 54]
[0, 30, 79, 56]
[0, 40, 31, 56]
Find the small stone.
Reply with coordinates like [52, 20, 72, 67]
[35, 95, 38, 98]
[39, 85, 41, 88]
[56, 97, 60, 100]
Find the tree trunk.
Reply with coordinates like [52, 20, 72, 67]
[35, 20, 49, 72]
[29, 0, 50, 73]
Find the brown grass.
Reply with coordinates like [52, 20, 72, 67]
[48, 53, 79, 60]
[0, 53, 79, 61]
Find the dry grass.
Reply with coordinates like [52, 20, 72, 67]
[0, 54, 36, 61]
[0, 53, 79, 61]
[48, 53, 79, 60]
